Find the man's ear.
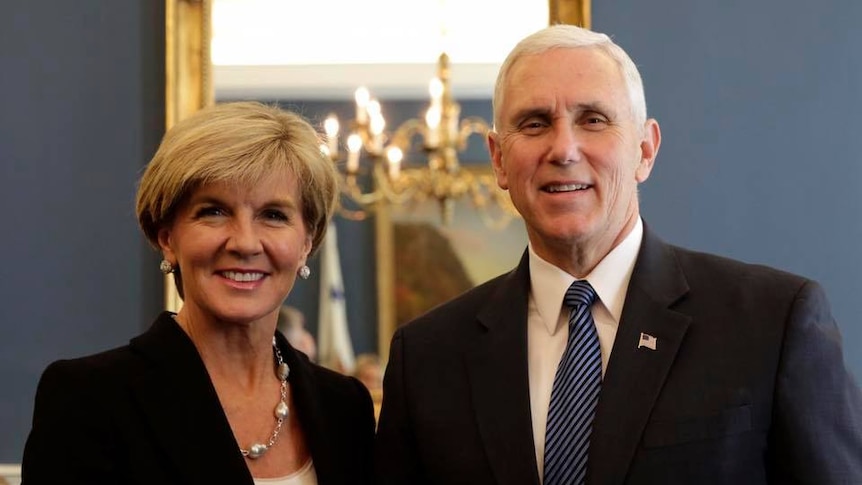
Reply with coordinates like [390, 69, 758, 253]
[636, 119, 661, 183]
[488, 131, 509, 190]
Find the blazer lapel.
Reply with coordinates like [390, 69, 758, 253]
[466, 252, 541, 485]
[587, 228, 691, 485]
[273, 331, 344, 484]
[128, 313, 252, 485]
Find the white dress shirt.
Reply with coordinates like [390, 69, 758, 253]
[528, 218, 643, 480]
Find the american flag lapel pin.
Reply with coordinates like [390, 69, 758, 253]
[638, 332, 658, 351]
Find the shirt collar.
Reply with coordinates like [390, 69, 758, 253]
[529, 217, 644, 334]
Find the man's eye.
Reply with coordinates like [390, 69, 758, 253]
[519, 119, 549, 133]
[581, 115, 609, 130]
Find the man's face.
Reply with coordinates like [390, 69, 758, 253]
[489, 47, 659, 275]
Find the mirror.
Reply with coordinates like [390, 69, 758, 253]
[164, 0, 591, 356]
[165, 0, 590, 126]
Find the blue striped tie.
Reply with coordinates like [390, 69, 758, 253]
[543, 280, 601, 485]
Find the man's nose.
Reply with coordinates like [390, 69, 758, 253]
[546, 123, 582, 165]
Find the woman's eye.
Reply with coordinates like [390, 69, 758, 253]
[262, 209, 289, 222]
[195, 206, 225, 218]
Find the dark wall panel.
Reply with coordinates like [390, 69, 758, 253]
[0, 0, 165, 462]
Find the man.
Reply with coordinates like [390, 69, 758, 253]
[374, 24, 862, 484]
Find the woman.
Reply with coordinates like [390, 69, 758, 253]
[22, 102, 375, 484]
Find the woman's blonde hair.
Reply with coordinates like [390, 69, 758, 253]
[136, 101, 339, 257]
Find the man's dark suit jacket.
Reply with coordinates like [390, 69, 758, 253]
[375, 226, 862, 484]
[22, 312, 375, 485]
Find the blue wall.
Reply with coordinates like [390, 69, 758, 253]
[0, 0, 165, 463]
[593, 1, 862, 377]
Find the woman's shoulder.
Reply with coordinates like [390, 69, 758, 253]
[40, 311, 179, 386]
[39, 343, 137, 389]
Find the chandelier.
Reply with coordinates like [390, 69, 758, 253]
[320, 52, 518, 228]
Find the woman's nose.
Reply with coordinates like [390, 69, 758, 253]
[226, 218, 263, 255]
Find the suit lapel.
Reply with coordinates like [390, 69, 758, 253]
[587, 228, 691, 485]
[466, 252, 541, 485]
[129, 313, 253, 485]
[274, 331, 344, 484]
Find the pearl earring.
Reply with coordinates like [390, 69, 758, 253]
[298, 265, 311, 280]
[159, 260, 174, 274]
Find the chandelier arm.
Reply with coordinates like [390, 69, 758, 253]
[388, 119, 425, 150]
[457, 116, 491, 150]
[342, 175, 386, 206]
[373, 164, 421, 204]
[325, 53, 521, 228]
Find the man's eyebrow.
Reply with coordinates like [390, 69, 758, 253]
[508, 106, 553, 125]
[573, 101, 606, 113]
[508, 102, 615, 125]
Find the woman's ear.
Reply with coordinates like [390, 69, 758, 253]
[300, 234, 313, 266]
[157, 227, 176, 265]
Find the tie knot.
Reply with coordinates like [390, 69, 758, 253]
[564, 280, 597, 310]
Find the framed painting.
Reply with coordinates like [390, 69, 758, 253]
[375, 168, 528, 358]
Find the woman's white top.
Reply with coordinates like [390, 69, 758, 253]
[253, 460, 317, 485]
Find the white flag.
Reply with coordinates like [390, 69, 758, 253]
[317, 222, 356, 373]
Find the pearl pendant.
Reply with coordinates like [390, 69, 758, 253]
[277, 363, 289, 380]
[275, 400, 289, 419]
[248, 443, 268, 459]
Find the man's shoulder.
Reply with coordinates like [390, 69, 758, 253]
[665, 242, 811, 295]
[399, 270, 517, 335]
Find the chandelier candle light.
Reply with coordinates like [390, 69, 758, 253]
[321, 53, 518, 228]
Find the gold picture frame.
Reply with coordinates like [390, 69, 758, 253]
[163, 0, 213, 312]
[162, 0, 592, 353]
[550, 0, 591, 28]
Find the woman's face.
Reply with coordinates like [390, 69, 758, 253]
[158, 170, 312, 326]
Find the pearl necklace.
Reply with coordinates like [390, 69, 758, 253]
[240, 337, 290, 459]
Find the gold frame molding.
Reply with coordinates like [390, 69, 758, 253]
[163, 0, 591, 347]
[166, 0, 212, 128]
[163, 0, 213, 312]
[550, 0, 591, 28]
